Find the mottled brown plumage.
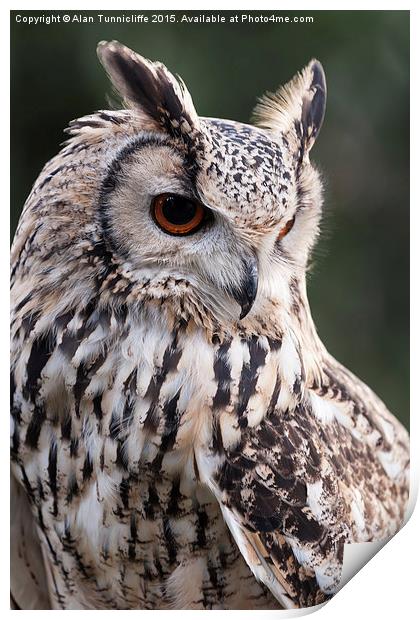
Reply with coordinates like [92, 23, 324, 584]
[10, 41, 409, 610]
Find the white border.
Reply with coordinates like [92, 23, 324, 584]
[3, 2, 417, 619]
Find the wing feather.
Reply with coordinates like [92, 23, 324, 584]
[201, 362, 409, 608]
[10, 474, 51, 609]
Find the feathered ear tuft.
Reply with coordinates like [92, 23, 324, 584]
[97, 40, 199, 138]
[252, 59, 326, 158]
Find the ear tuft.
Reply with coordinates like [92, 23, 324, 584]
[252, 59, 327, 156]
[97, 40, 199, 137]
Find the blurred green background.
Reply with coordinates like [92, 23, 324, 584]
[10, 11, 409, 428]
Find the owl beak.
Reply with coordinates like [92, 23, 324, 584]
[233, 255, 259, 320]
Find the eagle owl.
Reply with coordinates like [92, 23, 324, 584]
[10, 41, 409, 610]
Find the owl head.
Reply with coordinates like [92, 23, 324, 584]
[15, 41, 326, 333]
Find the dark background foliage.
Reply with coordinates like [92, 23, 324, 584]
[10, 10, 409, 427]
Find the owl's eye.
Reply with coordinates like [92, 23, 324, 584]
[152, 193, 206, 236]
[277, 216, 295, 240]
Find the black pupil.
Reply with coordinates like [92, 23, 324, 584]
[162, 195, 197, 225]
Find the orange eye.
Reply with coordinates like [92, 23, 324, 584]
[277, 216, 295, 240]
[152, 193, 206, 236]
